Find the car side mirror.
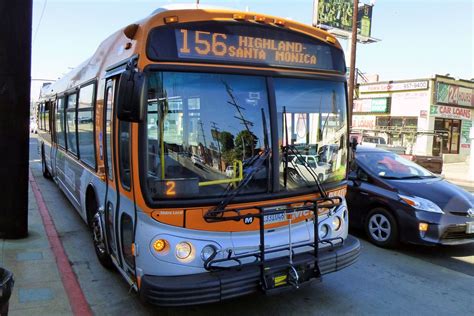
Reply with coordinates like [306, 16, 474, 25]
[116, 67, 146, 122]
[348, 171, 361, 186]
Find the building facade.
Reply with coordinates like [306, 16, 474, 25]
[353, 75, 474, 162]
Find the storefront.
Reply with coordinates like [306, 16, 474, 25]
[430, 77, 473, 161]
[353, 79, 430, 149]
[354, 76, 474, 162]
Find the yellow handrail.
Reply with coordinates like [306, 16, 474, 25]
[198, 160, 243, 187]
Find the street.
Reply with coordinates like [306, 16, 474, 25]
[28, 136, 474, 315]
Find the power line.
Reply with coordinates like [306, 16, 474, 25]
[33, 0, 48, 45]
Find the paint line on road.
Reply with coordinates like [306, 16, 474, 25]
[29, 169, 92, 316]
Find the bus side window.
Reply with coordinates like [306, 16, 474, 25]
[118, 121, 131, 190]
[44, 102, 50, 132]
[56, 98, 66, 148]
[121, 213, 135, 269]
[78, 83, 96, 168]
[66, 93, 78, 155]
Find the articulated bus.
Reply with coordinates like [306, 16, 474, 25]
[37, 5, 360, 306]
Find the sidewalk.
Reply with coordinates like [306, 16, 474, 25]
[442, 160, 474, 190]
[0, 180, 73, 315]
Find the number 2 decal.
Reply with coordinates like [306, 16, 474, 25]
[166, 181, 176, 196]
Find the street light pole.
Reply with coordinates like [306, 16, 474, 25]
[347, 0, 359, 129]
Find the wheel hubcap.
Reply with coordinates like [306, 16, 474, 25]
[92, 213, 106, 255]
[368, 214, 391, 242]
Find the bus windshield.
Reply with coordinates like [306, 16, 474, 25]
[145, 72, 271, 199]
[144, 71, 347, 200]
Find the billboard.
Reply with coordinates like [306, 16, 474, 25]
[313, 0, 373, 38]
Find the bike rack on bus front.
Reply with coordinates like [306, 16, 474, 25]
[203, 196, 344, 292]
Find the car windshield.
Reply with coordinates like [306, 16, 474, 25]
[145, 71, 271, 199]
[357, 151, 434, 179]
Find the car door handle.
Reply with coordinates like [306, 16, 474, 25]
[360, 192, 369, 196]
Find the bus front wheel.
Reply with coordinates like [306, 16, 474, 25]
[92, 212, 114, 270]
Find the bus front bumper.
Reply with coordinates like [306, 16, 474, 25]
[140, 235, 360, 307]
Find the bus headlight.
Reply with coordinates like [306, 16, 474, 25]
[319, 224, 330, 239]
[201, 245, 217, 261]
[332, 216, 343, 231]
[176, 242, 193, 260]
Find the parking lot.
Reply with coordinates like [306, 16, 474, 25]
[14, 137, 470, 315]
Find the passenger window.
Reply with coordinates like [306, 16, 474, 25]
[66, 93, 78, 155]
[78, 84, 96, 168]
[121, 213, 135, 268]
[44, 102, 50, 132]
[119, 121, 131, 189]
[56, 98, 66, 148]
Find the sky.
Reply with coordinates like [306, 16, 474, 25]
[31, 0, 474, 101]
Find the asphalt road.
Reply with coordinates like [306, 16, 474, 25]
[29, 136, 474, 315]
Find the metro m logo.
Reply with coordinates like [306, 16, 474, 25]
[243, 216, 254, 225]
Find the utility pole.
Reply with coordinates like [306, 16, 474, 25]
[347, 0, 359, 129]
[211, 121, 222, 171]
[0, 0, 32, 238]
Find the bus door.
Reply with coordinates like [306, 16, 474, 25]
[103, 78, 136, 278]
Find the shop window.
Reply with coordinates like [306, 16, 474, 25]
[433, 118, 460, 155]
[375, 116, 418, 146]
[78, 84, 96, 168]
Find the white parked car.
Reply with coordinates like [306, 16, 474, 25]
[225, 165, 234, 177]
[191, 154, 204, 166]
[282, 154, 331, 183]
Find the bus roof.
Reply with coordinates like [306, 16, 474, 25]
[40, 6, 343, 99]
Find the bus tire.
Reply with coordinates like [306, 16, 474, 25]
[91, 212, 115, 270]
[41, 148, 52, 179]
[365, 207, 399, 248]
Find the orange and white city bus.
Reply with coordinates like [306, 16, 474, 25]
[37, 4, 360, 306]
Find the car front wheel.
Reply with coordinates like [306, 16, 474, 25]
[365, 207, 399, 248]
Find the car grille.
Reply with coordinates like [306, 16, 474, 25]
[441, 225, 474, 240]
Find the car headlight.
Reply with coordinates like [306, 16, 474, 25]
[399, 194, 444, 214]
[176, 242, 194, 260]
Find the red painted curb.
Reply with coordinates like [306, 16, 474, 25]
[29, 170, 93, 316]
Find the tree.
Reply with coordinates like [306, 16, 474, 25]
[235, 130, 258, 160]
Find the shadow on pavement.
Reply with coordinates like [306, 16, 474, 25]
[350, 228, 474, 277]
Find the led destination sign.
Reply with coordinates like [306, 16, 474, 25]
[177, 29, 321, 67]
[147, 23, 345, 72]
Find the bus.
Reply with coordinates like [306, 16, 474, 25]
[37, 4, 360, 306]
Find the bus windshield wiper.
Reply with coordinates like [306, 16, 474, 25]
[283, 144, 328, 199]
[282, 106, 328, 199]
[205, 109, 270, 221]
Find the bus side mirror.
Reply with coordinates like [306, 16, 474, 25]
[116, 69, 146, 122]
